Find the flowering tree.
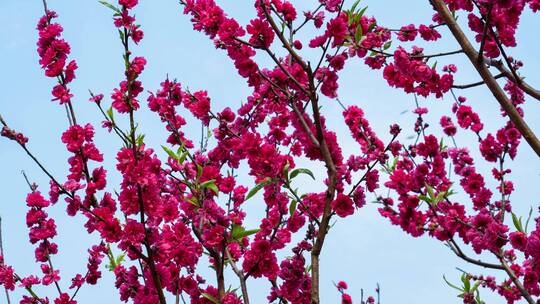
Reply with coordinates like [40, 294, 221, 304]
[1, 0, 540, 303]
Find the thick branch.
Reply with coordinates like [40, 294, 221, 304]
[307, 75, 338, 304]
[122, 23, 166, 303]
[259, 2, 341, 302]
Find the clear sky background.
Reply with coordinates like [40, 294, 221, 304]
[1, 0, 540, 303]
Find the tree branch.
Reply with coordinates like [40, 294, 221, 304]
[498, 255, 535, 304]
[0, 217, 11, 304]
[452, 73, 504, 89]
[447, 240, 503, 270]
[431, 0, 540, 157]
[226, 249, 250, 304]
[476, 4, 492, 65]
[485, 58, 540, 101]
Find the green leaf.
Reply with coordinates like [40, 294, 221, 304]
[201, 179, 219, 195]
[470, 281, 481, 293]
[439, 137, 446, 150]
[136, 134, 145, 146]
[200, 179, 215, 187]
[355, 25, 363, 42]
[434, 192, 445, 205]
[178, 151, 188, 164]
[282, 161, 291, 180]
[446, 189, 457, 197]
[196, 164, 203, 178]
[187, 197, 199, 207]
[443, 275, 463, 292]
[383, 41, 392, 50]
[475, 288, 483, 304]
[201, 293, 219, 304]
[367, 21, 377, 32]
[105, 256, 116, 271]
[353, 13, 361, 25]
[107, 106, 114, 121]
[207, 183, 219, 195]
[461, 274, 470, 292]
[525, 207, 533, 233]
[347, 11, 354, 26]
[99, 1, 121, 13]
[105, 246, 124, 271]
[425, 184, 435, 200]
[176, 142, 185, 156]
[115, 253, 125, 268]
[231, 224, 260, 240]
[176, 144, 189, 163]
[391, 157, 398, 171]
[236, 228, 259, 239]
[289, 200, 298, 217]
[118, 29, 125, 43]
[511, 212, 524, 232]
[162, 145, 178, 160]
[246, 178, 272, 201]
[418, 194, 431, 204]
[350, 0, 361, 13]
[358, 6, 368, 18]
[290, 168, 315, 180]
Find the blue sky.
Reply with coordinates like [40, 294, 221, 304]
[1, 0, 540, 303]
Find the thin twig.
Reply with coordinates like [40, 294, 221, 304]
[498, 255, 535, 304]
[476, 4, 492, 65]
[226, 249, 250, 304]
[0, 217, 12, 304]
[452, 73, 504, 89]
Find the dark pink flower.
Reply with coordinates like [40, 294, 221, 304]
[119, 0, 138, 9]
[331, 193, 355, 218]
[246, 18, 274, 48]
